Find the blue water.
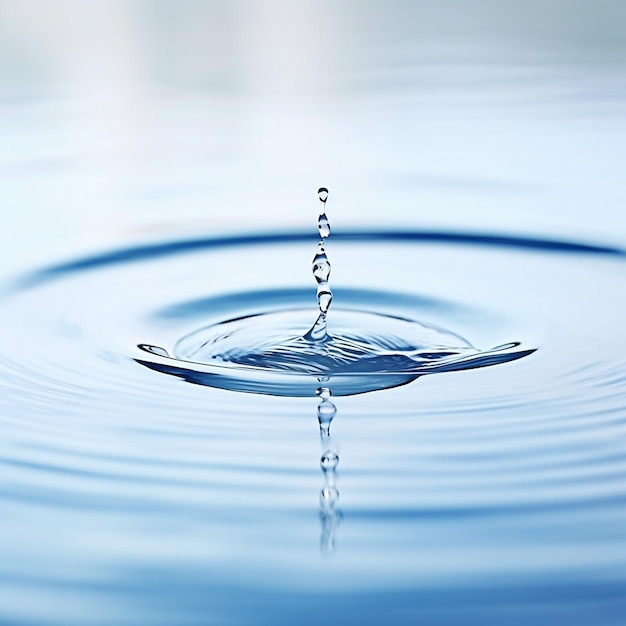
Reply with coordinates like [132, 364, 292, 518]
[3, 3, 626, 623]
[0, 231, 625, 625]
[134, 230, 536, 396]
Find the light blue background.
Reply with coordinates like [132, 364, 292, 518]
[2, 0, 626, 276]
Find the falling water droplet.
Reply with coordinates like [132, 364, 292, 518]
[317, 187, 330, 239]
[318, 213, 331, 240]
[312, 245, 331, 284]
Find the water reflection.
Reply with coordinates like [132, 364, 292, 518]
[316, 383, 342, 554]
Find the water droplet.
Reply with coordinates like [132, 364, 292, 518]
[312, 249, 331, 283]
[318, 213, 331, 240]
[312, 248, 330, 283]
[316, 387, 332, 400]
[317, 187, 329, 203]
[321, 451, 339, 471]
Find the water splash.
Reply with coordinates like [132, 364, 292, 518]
[135, 190, 535, 396]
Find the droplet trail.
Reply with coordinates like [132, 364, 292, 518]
[305, 187, 333, 342]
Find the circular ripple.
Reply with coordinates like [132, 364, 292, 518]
[0, 229, 624, 613]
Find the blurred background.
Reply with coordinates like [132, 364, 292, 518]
[2, 0, 626, 277]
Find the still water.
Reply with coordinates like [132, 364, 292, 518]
[1, 2, 626, 625]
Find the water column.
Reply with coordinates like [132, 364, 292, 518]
[308, 188, 341, 551]
[304, 187, 333, 342]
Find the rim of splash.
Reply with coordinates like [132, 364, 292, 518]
[134, 335, 535, 397]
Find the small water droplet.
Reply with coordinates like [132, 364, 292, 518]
[318, 213, 331, 239]
[321, 451, 339, 471]
[312, 249, 331, 283]
[318, 187, 329, 203]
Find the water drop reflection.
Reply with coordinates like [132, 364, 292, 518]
[317, 381, 342, 554]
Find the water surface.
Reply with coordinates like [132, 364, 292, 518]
[2, 3, 626, 624]
[0, 230, 625, 625]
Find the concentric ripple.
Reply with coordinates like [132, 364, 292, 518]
[0, 230, 625, 626]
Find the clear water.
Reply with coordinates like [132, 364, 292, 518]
[2, 3, 626, 624]
[1, 228, 625, 625]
